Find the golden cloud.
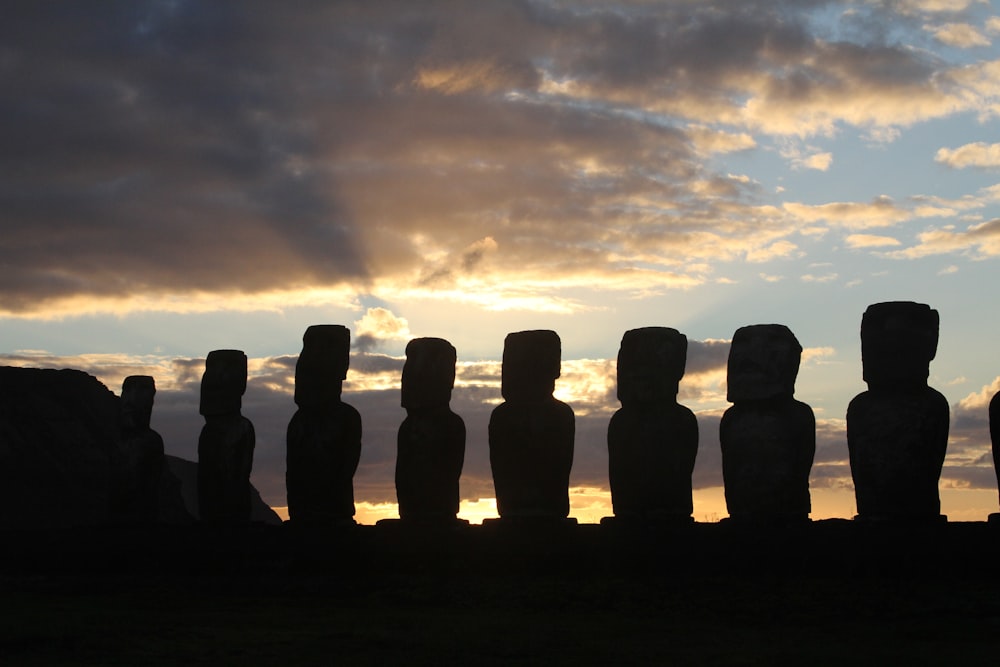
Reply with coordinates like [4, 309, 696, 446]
[888, 218, 1000, 258]
[845, 233, 903, 248]
[686, 124, 757, 154]
[936, 141, 1000, 168]
[927, 22, 991, 48]
[354, 307, 412, 342]
[783, 196, 911, 229]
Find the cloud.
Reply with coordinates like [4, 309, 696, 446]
[799, 152, 833, 171]
[779, 140, 832, 170]
[936, 142, 1000, 168]
[801, 272, 839, 283]
[864, 125, 902, 144]
[845, 233, 903, 248]
[925, 22, 991, 47]
[745, 240, 800, 262]
[687, 125, 757, 154]
[888, 218, 1000, 258]
[894, 0, 987, 15]
[941, 376, 998, 489]
[784, 196, 911, 229]
[353, 307, 412, 353]
[1, 1, 998, 318]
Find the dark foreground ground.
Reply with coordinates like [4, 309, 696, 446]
[2, 519, 999, 666]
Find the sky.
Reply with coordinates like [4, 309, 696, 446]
[3, 0, 1000, 523]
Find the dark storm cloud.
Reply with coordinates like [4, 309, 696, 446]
[2, 0, 974, 313]
[1, 1, 371, 311]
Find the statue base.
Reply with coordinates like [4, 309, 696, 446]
[283, 516, 357, 530]
[852, 514, 948, 525]
[720, 514, 811, 529]
[599, 515, 694, 530]
[375, 517, 470, 532]
[481, 516, 578, 534]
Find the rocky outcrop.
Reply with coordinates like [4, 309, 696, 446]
[0, 367, 122, 529]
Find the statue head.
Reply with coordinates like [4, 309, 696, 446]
[861, 301, 938, 390]
[726, 324, 802, 402]
[121, 375, 156, 432]
[617, 327, 687, 405]
[294, 324, 351, 408]
[401, 337, 457, 410]
[501, 330, 561, 402]
[199, 349, 248, 416]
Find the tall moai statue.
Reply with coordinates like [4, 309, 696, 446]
[991, 390, 1000, 522]
[197, 349, 255, 523]
[489, 330, 575, 519]
[395, 337, 466, 522]
[114, 375, 165, 522]
[720, 324, 815, 523]
[847, 301, 949, 522]
[607, 327, 698, 522]
[286, 325, 362, 525]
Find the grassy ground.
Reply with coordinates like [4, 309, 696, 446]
[2, 522, 999, 665]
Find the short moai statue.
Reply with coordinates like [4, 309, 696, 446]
[395, 337, 466, 522]
[114, 375, 165, 522]
[847, 302, 949, 522]
[197, 350, 255, 523]
[286, 325, 362, 525]
[991, 391, 1000, 522]
[489, 330, 575, 520]
[720, 324, 815, 524]
[607, 327, 698, 522]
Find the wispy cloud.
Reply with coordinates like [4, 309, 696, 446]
[845, 233, 903, 248]
[888, 218, 1000, 258]
[784, 196, 910, 229]
[925, 22, 991, 48]
[936, 142, 1000, 168]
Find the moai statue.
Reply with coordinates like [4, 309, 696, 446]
[197, 349, 255, 523]
[395, 337, 466, 522]
[114, 375, 165, 522]
[847, 302, 949, 522]
[720, 324, 815, 523]
[286, 325, 362, 525]
[607, 327, 698, 522]
[991, 391, 1000, 522]
[489, 330, 575, 520]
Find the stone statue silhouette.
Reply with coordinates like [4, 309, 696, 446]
[286, 325, 362, 525]
[607, 327, 698, 522]
[113, 375, 165, 523]
[489, 330, 575, 519]
[847, 301, 949, 522]
[720, 324, 815, 523]
[197, 349, 255, 523]
[992, 390, 1000, 522]
[395, 337, 466, 522]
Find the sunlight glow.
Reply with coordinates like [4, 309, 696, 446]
[0, 287, 363, 320]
